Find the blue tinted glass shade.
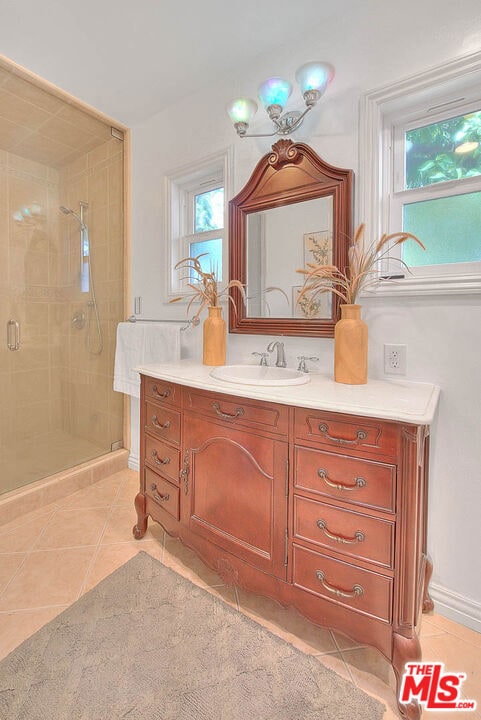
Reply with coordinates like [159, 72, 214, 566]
[403, 191, 481, 266]
[189, 239, 222, 281]
[226, 98, 258, 124]
[194, 188, 224, 233]
[295, 62, 334, 94]
[258, 78, 292, 109]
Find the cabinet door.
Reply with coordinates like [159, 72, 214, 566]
[183, 413, 288, 579]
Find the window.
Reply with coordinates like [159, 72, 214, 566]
[164, 150, 231, 300]
[360, 51, 481, 295]
[390, 105, 481, 274]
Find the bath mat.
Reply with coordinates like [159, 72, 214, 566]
[0, 551, 385, 719]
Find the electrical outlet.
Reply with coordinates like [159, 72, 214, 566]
[384, 344, 407, 375]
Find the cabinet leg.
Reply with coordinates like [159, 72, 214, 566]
[133, 492, 148, 539]
[392, 632, 422, 720]
[422, 555, 434, 613]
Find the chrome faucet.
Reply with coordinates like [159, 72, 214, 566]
[252, 351, 269, 366]
[267, 341, 286, 368]
[297, 355, 319, 373]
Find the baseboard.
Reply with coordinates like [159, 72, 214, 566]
[128, 451, 140, 472]
[430, 582, 481, 633]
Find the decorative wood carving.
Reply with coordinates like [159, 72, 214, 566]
[229, 139, 353, 337]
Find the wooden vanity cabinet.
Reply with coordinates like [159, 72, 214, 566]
[134, 374, 432, 720]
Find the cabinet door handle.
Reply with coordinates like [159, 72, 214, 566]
[150, 483, 170, 503]
[151, 415, 171, 430]
[315, 570, 364, 599]
[212, 402, 245, 420]
[151, 449, 170, 466]
[152, 385, 170, 399]
[317, 468, 367, 492]
[316, 519, 365, 545]
[318, 423, 368, 445]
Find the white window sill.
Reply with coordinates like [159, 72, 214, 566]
[361, 274, 481, 298]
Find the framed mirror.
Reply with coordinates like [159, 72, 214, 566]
[229, 140, 353, 337]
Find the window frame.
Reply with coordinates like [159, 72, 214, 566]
[163, 148, 232, 302]
[359, 50, 481, 297]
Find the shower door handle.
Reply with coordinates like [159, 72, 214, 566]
[7, 319, 20, 351]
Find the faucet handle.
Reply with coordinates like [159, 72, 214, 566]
[252, 351, 269, 367]
[297, 355, 319, 373]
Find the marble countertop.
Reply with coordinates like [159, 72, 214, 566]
[135, 360, 440, 425]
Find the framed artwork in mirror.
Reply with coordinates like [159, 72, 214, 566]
[228, 139, 353, 337]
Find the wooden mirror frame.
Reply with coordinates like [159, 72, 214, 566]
[229, 139, 353, 337]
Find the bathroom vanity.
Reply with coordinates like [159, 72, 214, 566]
[133, 361, 440, 720]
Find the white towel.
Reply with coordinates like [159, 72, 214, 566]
[113, 322, 181, 398]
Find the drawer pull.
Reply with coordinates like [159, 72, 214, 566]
[151, 415, 171, 430]
[315, 570, 364, 599]
[150, 483, 170, 503]
[317, 468, 367, 492]
[152, 385, 171, 399]
[318, 423, 368, 445]
[151, 450, 170, 466]
[316, 519, 365, 545]
[212, 402, 245, 420]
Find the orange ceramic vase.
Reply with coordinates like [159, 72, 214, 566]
[334, 304, 368, 384]
[203, 306, 226, 366]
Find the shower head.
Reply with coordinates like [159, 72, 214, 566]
[59, 205, 87, 230]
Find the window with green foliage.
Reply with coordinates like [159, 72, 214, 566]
[405, 110, 481, 189]
[390, 103, 481, 273]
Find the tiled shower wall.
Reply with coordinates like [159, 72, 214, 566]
[61, 137, 124, 450]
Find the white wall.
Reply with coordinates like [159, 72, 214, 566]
[130, 0, 481, 630]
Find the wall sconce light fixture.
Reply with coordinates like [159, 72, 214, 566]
[226, 61, 334, 138]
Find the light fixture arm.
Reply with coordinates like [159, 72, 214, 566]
[237, 104, 314, 138]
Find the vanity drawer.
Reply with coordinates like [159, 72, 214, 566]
[293, 496, 394, 568]
[145, 435, 180, 485]
[144, 376, 180, 408]
[145, 468, 180, 520]
[292, 543, 392, 623]
[294, 446, 396, 513]
[295, 409, 399, 458]
[183, 387, 288, 437]
[145, 401, 181, 446]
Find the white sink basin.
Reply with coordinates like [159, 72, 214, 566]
[210, 364, 310, 386]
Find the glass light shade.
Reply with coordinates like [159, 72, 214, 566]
[258, 77, 292, 110]
[226, 98, 258, 125]
[295, 61, 335, 95]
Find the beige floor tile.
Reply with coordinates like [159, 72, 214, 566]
[0, 513, 54, 553]
[0, 546, 96, 611]
[236, 587, 338, 656]
[82, 542, 163, 593]
[56, 475, 123, 509]
[100, 504, 164, 545]
[312, 650, 356, 685]
[332, 629, 366, 650]
[112, 469, 140, 506]
[421, 632, 481, 712]
[0, 553, 25, 594]
[424, 611, 481, 648]
[33, 506, 111, 550]
[340, 645, 398, 716]
[162, 535, 225, 589]
[0, 606, 68, 661]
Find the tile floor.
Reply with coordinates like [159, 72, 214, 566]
[0, 468, 479, 719]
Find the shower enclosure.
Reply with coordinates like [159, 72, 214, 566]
[0, 58, 125, 495]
